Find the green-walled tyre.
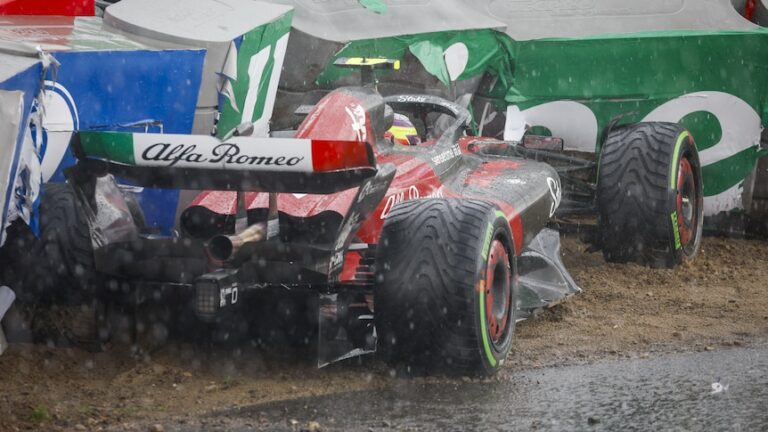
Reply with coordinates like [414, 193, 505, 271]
[597, 122, 703, 268]
[375, 199, 517, 376]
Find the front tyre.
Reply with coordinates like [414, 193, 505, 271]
[375, 199, 517, 376]
[597, 122, 703, 267]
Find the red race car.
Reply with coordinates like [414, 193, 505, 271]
[62, 59, 578, 376]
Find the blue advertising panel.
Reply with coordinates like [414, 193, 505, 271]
[39, 49, 205, 233]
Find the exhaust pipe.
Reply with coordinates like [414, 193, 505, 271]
[207, 223, 266, 262]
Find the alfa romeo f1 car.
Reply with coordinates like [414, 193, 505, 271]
[44, 60, 578, 375]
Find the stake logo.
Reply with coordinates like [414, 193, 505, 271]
[397, 95, 427, 103]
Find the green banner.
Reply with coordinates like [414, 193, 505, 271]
[217, 11, 293, 139]
[317, 29, 514, 88]
[319, 27, 768, 215]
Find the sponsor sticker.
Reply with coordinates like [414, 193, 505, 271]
[397, 95, 427, 103]
[132, 135, 313, 171]
[219, 285, 239, 307]
[547, 177, 562, 217]
[671, 211, 682, 250]
[481, 223, 494, 260]
[431, 145, 461, 166]
[357, 179, 388, 204]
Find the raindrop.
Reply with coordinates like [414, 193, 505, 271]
[710, 380, 728, 394]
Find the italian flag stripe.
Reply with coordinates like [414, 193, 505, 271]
[77, 132, 374, 173]
[79, 131, 135, 165]
[311, 139, 372, 172]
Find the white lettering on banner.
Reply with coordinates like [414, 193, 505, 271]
[701, 183, 745, 217]
[512, 91, 762, 215]
[132, 135, 313, 171]
[250, 34, 290, 137]
[508, 101, 598, 152]
[643, 91, 762, 215]
[642, 91, 761, 168]
[241, 46, 271, 124]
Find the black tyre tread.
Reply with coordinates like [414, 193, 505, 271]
[6, 183, 109, 350]
[375, 199, 501, 374]
[0, 220, 37, 291]
[597, 122, 684, 266]
[32, 182, 96, 298]
[41, 183, 94, 275]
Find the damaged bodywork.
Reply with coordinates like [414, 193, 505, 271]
[62, 60, 578, 374]
[264, 0, 768, 230]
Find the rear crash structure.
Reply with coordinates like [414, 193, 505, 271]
[56, 68, 578, 375]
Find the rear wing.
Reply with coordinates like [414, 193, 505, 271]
[69, 131, 377, 194]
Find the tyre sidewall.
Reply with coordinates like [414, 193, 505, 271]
[472, 209, 517, 374]
[667, 129, 703, 266]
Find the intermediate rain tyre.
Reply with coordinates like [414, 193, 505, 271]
[375, 199, 517, 376]
[19, 182, 108, 349]
[597, 122, 703, 267]
[27, 182, 97, 298]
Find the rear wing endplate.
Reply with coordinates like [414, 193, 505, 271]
[69, 131, 377, 194]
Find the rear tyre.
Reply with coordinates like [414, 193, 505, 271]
[375, 199, 517, 376]
[25, 182, 97, 299]
[17, 182, 108, 349]
[597, 122, 703, 267]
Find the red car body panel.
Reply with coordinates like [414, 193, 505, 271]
[0, 0, 94, 16]
[186, 88, 558, 283]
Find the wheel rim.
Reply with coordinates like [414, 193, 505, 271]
[676, 156, 699, 255]
[484, 239, 512, 347]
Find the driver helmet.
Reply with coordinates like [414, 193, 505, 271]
[385, 113, 420, 146]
